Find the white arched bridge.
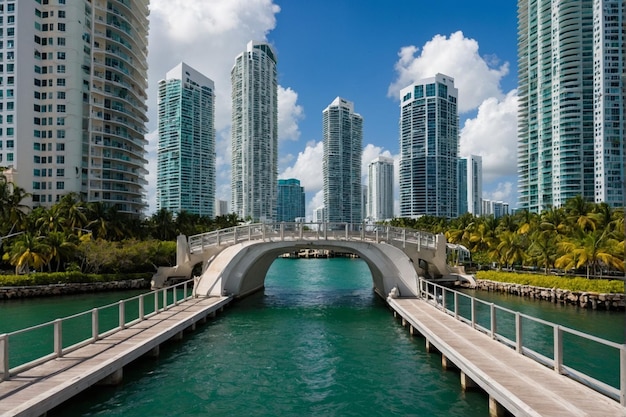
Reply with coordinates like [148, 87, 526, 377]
[151, 222, 476, 298]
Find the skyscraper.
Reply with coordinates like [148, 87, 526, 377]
[458, 155, 482, 216]
[157, 63, 215, 217]
[322, 97, 363, 224]
[231, 41, 278, 222]
[0, 0, 150, 215]
[399, 74, 459, 218]
[517, 0, 625, 211]
[367, 156, 394, 221]
[277, 178, 305, 222]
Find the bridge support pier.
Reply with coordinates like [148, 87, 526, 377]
[441, 355, 457, 370]
[489, 396, 507, 417]
[425, 339, 438, 353]
[460, 371, 478, 391]
[145, 345, 160, 358]
[171, 331, 184, 341]
[97, 368, 123, 386]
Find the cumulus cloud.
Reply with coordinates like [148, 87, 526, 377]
[279, 141, 324, 191]
[388, 31, 509, 113]
[459, 90, 518, 183]
[486, 182, 514, 203]
[278, 86, 304, 141]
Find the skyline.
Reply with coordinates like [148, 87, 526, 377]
[145, 0, 519, 217]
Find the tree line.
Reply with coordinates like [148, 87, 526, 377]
[0, 172, 240, 275]
[387, 195, 624, 279]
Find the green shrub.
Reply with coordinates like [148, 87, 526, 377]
[476, 271, 625, 293]
[0, 272, 151, 287]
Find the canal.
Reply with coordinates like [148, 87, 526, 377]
[0, 258, 623, 416]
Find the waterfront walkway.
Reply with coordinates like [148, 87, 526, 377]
[0, 295, 231, 417]
[388, 297, 625, 417]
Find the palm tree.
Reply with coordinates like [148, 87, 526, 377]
[151, 208, 176, 241]
[564, 195, 596, 232]
[8, 233, 50, 274]
[86, 202, 110, 239]
[36, 205, 67, 234]
[58, 193, 88, 232]
[495, 231, 525, 269]
[555, 229, 624, 278]
[527, 231, 558, 274]
[540, 206, 569, 238]
[44, 231, 78, 272]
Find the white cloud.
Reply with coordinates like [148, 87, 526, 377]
[278, 86, 304, 141]
[485, 182, 514, 202]
[279, 141, 324, 191]
[388, 31, 509, 113]
[459, 90, 518, 183]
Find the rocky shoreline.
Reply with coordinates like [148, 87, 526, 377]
[474, 279, 625, 311]
[0, 279, 150, 300]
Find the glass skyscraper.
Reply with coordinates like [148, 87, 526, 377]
[367, 156, 394, 221]
[399, 74, 459, 218]
[322, 97, 363, 224]
[157, 63, 215, 217]
[231, 41, 278, 222]
[0, 0, 150, 215]
[277, 178, 305, 222]
[517, 0, 625, 211]
[458, 155, 482, 216]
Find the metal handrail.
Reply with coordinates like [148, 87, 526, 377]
[187, 222, 439, 254]
[417, 277, 626, 406]
[0, 279, 194, 380]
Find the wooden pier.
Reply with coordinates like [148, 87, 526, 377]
[0, 296, 231, 417]
[388, 297, 625, 417]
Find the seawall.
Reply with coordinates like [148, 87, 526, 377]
[474, 279, 625, 311]
[0, 279, 150, 300]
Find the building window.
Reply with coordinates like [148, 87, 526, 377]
[56, 78, 65, 86]
[7, 140, 14, 148]
[57, 37, 66, 46]
[57, 105, 65, 113]
[57, 91, 65, 99]
[6, 153, 13, 162]
[6, 128, 13, 136]
[57, 65, 65, 73]
[58, 23, 65, 32]
[56, 143, 65, 151]
[56, 155, 64, 164]
[57, 117, 65, 126]
[56, 169, 64, 177]
[57, 52, 65, 60]
[57, 130, 65, 138]
[56, 181, 64, 190]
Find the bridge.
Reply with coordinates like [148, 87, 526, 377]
[151, 222, 477, 298]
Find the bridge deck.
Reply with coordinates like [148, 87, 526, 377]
[0, 296, 231, 417]
[388, 297, 624, 417]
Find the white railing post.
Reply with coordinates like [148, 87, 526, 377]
[183, 281, 188, 301]
[470, 298, 476, 329]
[386, 226, 390, 242]
[345, 223, 349, 240]
[490, 303, 497, 339]
[402, 229, 406, 248]
[361, 222, 365, 240]
[375, 229, 379, 243]
[262, 225, 266, 241]
[299, 223, 304, 239]
[417, 232, 421, 251]
[619, 345, 626, 407]
[119, 300, 125, 329]
[454, 292, 458, 319]
[54, 319, 63, 357]
[139, 295, 145, 320]
[234, 227, 238, 243]
[216, 230, 220, 246]
[441, 287, 447, 311]
[92, 308, 99, 341]
[554, 325, 562, 374]
[0, 334, 8, 381]
[515, 312, 522, 353]
[280, 223, 284, 241]
[323, 223, 328, 240]
[163, 288, 168, 310]
[248, 225, 251, 241]
[154, 290, 159, 313]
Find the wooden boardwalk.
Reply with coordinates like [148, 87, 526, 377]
[388, 297, 625, 417]
[0, 296, 231, 417]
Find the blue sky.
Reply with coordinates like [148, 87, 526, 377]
[145, 0, 520, 217]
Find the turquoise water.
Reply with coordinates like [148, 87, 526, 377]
[0, 258, 622, 416]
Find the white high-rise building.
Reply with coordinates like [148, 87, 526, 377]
[0, 0, 149, 215]
[517, 0, 625, 211]
[322, 97, 363, 224]
[399, 74, 459, 218]
[458, 155, 482, 215]
[157, 63, 215, 217]
[231, 41, 278, 222]
[367, 156, 394, 221]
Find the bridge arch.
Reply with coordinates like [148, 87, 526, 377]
[193, 240, 419, 299]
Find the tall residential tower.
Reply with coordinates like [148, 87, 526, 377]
[322, 97, 363, 224]
[517, 0, 625, 211]
[399, 74, 459, 218]
[157, 63, 215, 217]
[458, 155, 483, 215]
[367, 156, 394, 221]
[231, 41, 278, 222]
[0, 0, 150, 215]
[277, 178, 305, 222]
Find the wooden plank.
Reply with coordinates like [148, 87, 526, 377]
[389, 298, 625, 417]
[0, 296, 231, 417]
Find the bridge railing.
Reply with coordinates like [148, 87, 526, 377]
[0, 279, 195, 381]
[187, 222, 439, 254]
[417, 278, 626, 406]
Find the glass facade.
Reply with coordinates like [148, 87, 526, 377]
[157, 63, 215, 217]
[276, 178, 305, 222]
[322, 97, 363, 224]
[399, 74, 459, 218]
